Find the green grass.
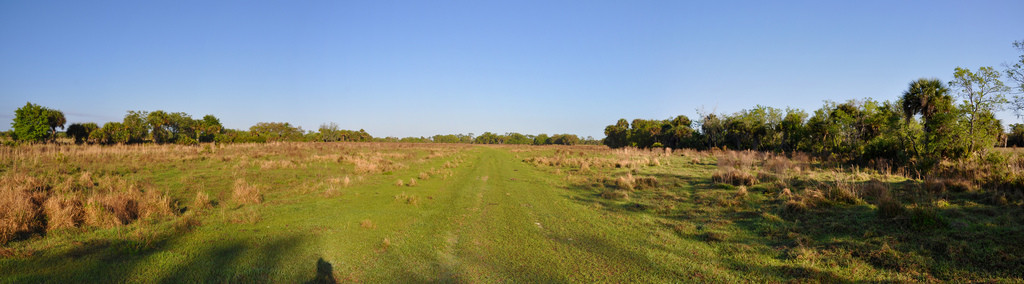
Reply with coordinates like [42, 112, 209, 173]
[1, 144, 1022, 282]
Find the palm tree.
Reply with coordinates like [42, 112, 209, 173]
[44, 109, 66, 142]
[900, 78, 951, 134]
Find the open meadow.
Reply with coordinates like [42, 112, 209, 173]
[1, 142, 1022, 282]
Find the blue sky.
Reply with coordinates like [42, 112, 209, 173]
[1, 1, 1022, 138]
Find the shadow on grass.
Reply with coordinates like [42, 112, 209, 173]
[1, 225, 310, 283]
[158, 234, 306, 283]
[304, 258, 337, 284]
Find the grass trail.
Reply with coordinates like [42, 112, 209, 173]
[3, 146, 726, 282]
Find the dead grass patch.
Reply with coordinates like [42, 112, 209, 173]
[601, 189, 630, 200]
[232, 178, 263, 205]
[712, 167, 756, 186]
[360, 219, 375, 229]
[193, 191, 212, 210]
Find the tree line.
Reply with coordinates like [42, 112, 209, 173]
[604, 40, 1024, 170]
[4, 105, 595, 146]
[380, 132, 600, 145]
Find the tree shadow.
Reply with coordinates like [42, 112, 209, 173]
[3, 226, 180, 282]
[158, 234, 306, 283]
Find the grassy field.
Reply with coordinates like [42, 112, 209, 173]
[1, 143, 1022, 282]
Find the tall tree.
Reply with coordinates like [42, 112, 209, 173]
[123, 111, 150, 143]
[901, 78, 966, 160]
[66, 122, 99, 144]
[44, 108, 66, 141]
[11, 102, 53, 142]
[949, 66, 1010, 153]
[1005, 40, 1024, 120]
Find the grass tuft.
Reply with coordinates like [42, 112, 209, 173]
[232, 178, 263, 205]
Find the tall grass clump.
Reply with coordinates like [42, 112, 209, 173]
[0, 179, 44, 244]
[43, 194, 83, 231]
[193, 191, 212, 211]
[712, 167, 756, 186]
[232, 178, 263, 205]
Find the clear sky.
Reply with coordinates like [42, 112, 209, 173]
[1, 1, 1022, 138]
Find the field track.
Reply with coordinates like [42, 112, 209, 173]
[4, 147, 705, 282]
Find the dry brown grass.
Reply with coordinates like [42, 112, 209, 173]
[43, 194, 83, 231]
[0, 181, 43, 244]
[232, 178, 263, 205]
[84, 197, 120, 228]
[395, 179, 404, 187]
[634, 176, 658, 189]
[764, 155, 793, 175]
[418, 172, 430, 180]
[193, 191, 212, 210]
[601, 189, 630, 200]
[716, 150, 757, 170]
[2, 170, 179, 243]
[712, 167, 756, 186]
[408, 178, 417, 187]
[322, 185, 340, 198]
[616, 173, 634, 190]
[360, 219, 375, 229]
[785, 188, 826, 214]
